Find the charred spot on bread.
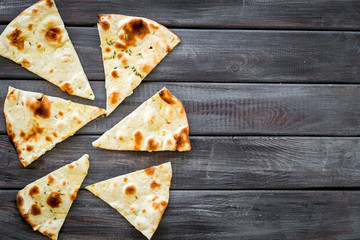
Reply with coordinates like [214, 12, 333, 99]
[6, 89, 16, 101]
[119, 19, 150, 47]
[27, 24, 33, 31]
[173, 127, 190, 151]
[7, 28, 25, 50]
[150, 180, 161, 189]
[29, 185, 40, 197]
[70, 188, 79, 201]
[26, 145, 34, 152]
[117, 52, 124, 59]
[144, 166, 155, 175]
[146, 138, 159, 151]
[45, 27, 63, 44]
[159, 88, 177, 105]
[166, 45, 171, 53]
[111, 70, 118, 78]
[20, 59, 31, 68]
[124, 185, 136, 195]
[114, 42, 126, 49]
[47, 191, 62, 208]
[48, 175, 55, 184]
[16, 192, 24, 208]
[133, 130, 143, 151]
[45, 0, 54, 8]
[152, 200, 167, 211]
[60, 82, 74, 95]
[25, 96, 51, 119]
[99, 20, 110, 31]
[109, 91, 120, 105]
[30, 204, 41, 215]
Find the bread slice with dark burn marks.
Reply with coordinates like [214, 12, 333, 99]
[0, 0, 95, 99]
[16, 154, 89, 240]
[86, 162, 172, 239]
[97, 14, 181, 115]
[4, 87, 105, 167]
[92, 87, 191, 151]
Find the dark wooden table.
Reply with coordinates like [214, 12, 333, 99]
[1, 0, 360, 239]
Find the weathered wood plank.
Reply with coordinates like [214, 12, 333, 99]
[1, 26, 360, 83]
[1, 135, 359, 189]
[0, 81, 359, 136]
[1, 190, 359, 239]
[1, 0, 360, 30]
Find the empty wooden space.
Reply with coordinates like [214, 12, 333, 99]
[0, 0, 359, 239]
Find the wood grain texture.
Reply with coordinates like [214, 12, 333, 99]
[0, 190, 359, 239]
[1, 135, 360, 189]
[1, 0, 360, 30]
[1, 26, 360, 83]
[0, 80, 359, 136]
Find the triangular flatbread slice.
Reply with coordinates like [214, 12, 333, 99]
[97, 14, 181, 115]
[86, 162, 172, 239]
[4, 87, 105, 167]
[16, 154, 89, 240]
[92, 87, 190, 151]
[0, 0, 95, 99]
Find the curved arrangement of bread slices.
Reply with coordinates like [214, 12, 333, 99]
[1, 0, 190, 239]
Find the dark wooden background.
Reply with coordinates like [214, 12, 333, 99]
[0, 0, 360, 239]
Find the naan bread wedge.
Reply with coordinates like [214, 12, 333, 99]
[92, 87, 190, 151]
[4, 87, 105, 167]
[16, 154, 89, 240]
[86, 162, 172, 239]
[0, 0, 94, 99]
[97, 14, 181, 115]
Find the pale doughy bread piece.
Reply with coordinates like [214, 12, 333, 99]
[92, 87, 190, 151]
[16, 154, 89, 240]
[0, 0, 94, 99]
[4, 87, 105, 167]
[97, 14, 181, 115]
[86, 162, 172, 239]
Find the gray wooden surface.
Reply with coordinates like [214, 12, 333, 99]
[1, 136, 360, 190]
[0, 0, 359, 239]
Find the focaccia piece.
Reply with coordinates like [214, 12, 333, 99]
[92, 87, 190, 151]
[16, 154, 89, 240]
[4, 87, 105, 167]
[0, 0, 94, 99]
[86, 162, 172, 239]
[97, 14, 181, 115]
